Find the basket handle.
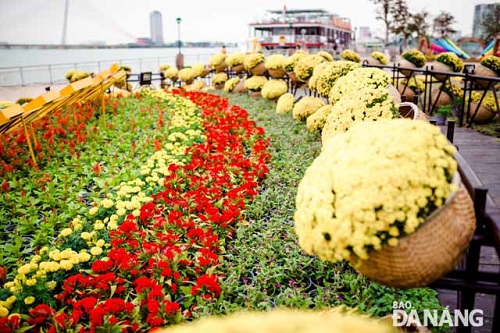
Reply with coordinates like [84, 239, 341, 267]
[399, 101, 421, 120]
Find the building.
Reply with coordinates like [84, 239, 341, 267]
[150, 11, 164, 45]
[472, 2, 499, 39]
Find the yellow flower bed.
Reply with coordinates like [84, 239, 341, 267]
[292, 96, 325, 121]
[295, 119, 457, 262]
[276, 93, 295, 114]
[329, 67, 391, 105]
[244, 75, 268, 91]
[224, 77, 240, 92]
[308, 61, 361, 97]
[265, 54, 286, 70]
[293, 54, 325, 82]
[261, 79, 288, 100]
[340, 49, 360, 63]
[322, 86, 398, 143]
[160, 308, 396, 333]
[244, 53, 265, 71]
[306, 104, 334, 133]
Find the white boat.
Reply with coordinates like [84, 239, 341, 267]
[248, 8, 354, 53]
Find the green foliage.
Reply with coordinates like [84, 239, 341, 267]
[194, 92, 450, 333]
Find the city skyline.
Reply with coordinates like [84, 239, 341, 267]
[0, 0, 497, 45]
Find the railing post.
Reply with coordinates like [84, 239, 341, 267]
[48, 64, 53, 84]
[19, 67, 25, 86]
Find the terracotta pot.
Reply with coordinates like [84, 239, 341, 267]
[364, 57, 384, 66]
[467, 102, 496, 124]
[214, 83, 224, 90]
[473, 64, 498, 88]
[250, 62, 266, 76]
[268, 68, 286, 78]
[431, 61, 453, 82]
[399, 58, 417, 77]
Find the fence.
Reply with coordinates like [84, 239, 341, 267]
[0, 53, 216, 87]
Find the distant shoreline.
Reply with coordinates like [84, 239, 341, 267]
[0, 44, 238, 50]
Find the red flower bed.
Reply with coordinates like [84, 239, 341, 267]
[1, 92, 270, 332]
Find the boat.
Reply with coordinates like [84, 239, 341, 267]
[248, 8, 353, 53]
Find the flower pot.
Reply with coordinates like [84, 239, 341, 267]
[232, 81, 246, 93]
[473, 64, 498, 88]
[231, 64, 245, 74]
[467, 102, 496, 124]
[287, 72, 301, 84]
[199, 68, 211, 78]
[398, 58, 417, 77]
[431, 61, 453, 82]
[268, 68, 286, 78]
[214, 83, 224, 90]
[250, 62, 266, 76]
[214, 61, 228, 73]
[397, 84, 417, 100]
[435, 114, 447, 126]
[248, 90, 262, 98]
[387, 84, 402, 104]
[365, 57, 384, 66]
[429, 90, 452, 112]
[349, 176, 475, 289]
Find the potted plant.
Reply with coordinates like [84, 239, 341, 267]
[400, 49, 426, 77]
[244, 75, 268, 97]
[475, 55, 500, 88]
[209, 53, 227, 73]
[264, 54, 287, 78]
[212, 72, 229, 90]
[433, 52, 464, 81]
[340, 49, 361, 63]
[244, 53, 266, 75]
[294, 119, 475, 288]
[260, 79, 288, 101]
[435, 105, 452, 125]
[366, 51, 388, 66]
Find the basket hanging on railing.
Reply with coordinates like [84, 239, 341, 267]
[349, 174, 476, 289]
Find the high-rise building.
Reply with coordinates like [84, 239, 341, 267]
[472, 3, 499, 39]
[150, 11, 164, 45]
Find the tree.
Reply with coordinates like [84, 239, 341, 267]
[408, 10, 430, 39]
[371, 0, 393, 45]
[390, 0, 411, 50]
[433, 11, 456, 38]
[480, 5, 500, 41]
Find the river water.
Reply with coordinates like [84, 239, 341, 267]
[0, 47, 239, 86]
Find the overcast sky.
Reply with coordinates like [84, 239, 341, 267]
[0, 0, 496, 45]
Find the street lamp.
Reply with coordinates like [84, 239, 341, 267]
[176, 17, 182, 54]
[175, 17, 184, 69]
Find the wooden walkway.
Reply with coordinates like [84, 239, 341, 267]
[437, 123, 500, 333]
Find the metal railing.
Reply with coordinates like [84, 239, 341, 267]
[0, 53, 216, 87]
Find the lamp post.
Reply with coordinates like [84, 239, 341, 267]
[175, 17, 184, 69]
[176, 17, 182, 54]
[301, 28, 306, 50]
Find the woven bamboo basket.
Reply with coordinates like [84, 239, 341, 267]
[251, 62, 267, 76]
[473, 64, 498, 88]
[350, 176, 476, 289]
[232, 64, 245, 74]
[248, 90, 262, 98]
[467, 102, 496, 124]
[399, 59, 417, 78]
[215, 61, 228, 73]
[431, 62, 453, 82]
[268, 68, 286, 78]
[287, 71, 302, 84]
